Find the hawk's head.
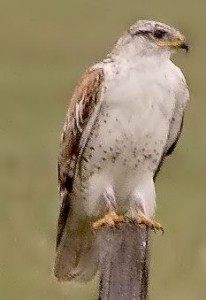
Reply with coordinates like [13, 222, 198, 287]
[114, 20, 188, 58]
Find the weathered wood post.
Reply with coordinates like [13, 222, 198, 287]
[97, 222, 149, 300]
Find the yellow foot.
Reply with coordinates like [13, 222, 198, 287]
[93, 211, 124, 230]
[136, 211, 164, 233]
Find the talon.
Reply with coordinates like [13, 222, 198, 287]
[151, 224, 156, 233]
[93, 211, 124, 230]
[135, 211, 164, 234]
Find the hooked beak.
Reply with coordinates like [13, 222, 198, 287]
[157, 32, 189, 52]
[173, 32, 189, 52]
[179, 41, 189, 52]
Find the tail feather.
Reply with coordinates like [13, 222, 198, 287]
[54, 219, 98, 282]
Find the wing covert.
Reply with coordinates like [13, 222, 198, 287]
[154, 73, 189, 180]
[56, 67, 104, 248]
[165, 74, 189, 156]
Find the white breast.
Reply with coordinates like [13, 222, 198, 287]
[105, 58, 177, 118]
[76, 58, 181, 218]
[100, 59, 178, 159]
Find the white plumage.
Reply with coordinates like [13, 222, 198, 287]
[78, 56, 188, 218]
[54, 20, 189, 282]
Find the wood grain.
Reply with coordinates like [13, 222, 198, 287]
[97, 222, 150, 300]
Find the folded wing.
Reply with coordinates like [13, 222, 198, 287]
[56, 68, 104, 248]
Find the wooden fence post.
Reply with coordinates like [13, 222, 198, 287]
[97, 222, 150, 300]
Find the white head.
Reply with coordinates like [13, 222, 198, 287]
[112, 20, 188, 61]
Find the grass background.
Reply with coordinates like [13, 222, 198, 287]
[1, 0, 206, 299]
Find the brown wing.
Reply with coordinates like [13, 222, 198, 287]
[56, 68, 104, 248]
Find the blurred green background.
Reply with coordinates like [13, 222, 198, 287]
[1, 0, 206, 299]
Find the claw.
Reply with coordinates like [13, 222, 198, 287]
[92, 211, 124, 230]
[136, 211, 164, 234]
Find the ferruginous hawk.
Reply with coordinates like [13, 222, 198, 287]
[54, 20, 189, 282]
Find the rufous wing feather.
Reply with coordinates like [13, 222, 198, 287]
[56, 68, 104, 248]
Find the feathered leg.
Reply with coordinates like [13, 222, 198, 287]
[92, 186, 125, 229]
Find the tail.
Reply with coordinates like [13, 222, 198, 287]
[54, 218, 98, 282]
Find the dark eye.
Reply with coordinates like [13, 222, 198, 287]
[154, 29, 166, 39]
